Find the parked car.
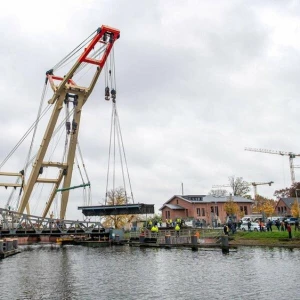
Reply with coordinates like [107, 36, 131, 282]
[267, 216, 284, 225]
[285, 217, 298, 225]
[240, 222, 265, 232]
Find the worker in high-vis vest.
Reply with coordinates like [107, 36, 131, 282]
[175, 223, 180, 237]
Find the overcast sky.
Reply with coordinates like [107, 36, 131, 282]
[1, 0, 300, 220]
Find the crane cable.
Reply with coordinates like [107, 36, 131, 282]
[104, 49, 134, 205]
[52, 29, 98, 72]
[115, 105, 134, 203]
[105, 102, 115, 205]
[7, 107, 75, 210]
[2, 29, 101, 210]
[6, 81, 49, 209]
[1, 28, 106, 171]
[0, 103, 52, 170]
[77, 142, 91, 205]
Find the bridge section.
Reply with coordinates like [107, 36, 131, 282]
[0, 208, 105, 237]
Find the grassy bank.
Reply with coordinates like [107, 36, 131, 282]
[230, 229, 300, 247]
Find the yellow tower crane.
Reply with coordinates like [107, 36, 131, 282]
[245, 147, 300, 184]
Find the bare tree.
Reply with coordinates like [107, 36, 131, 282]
[209, 189, 229, 197]
[228, 176, 250, 196]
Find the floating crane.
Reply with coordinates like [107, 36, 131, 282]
[245, 147, 300, 184]
[212, 181, 274, 199]
[0, 25, 120, 219]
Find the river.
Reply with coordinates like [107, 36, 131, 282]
[0, 244, 299, 300]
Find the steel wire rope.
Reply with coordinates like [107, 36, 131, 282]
[61, 100, 71, 164]
[77, 142, 92, 204]
[44, 106, 75, 215]
[25, 107, 74, 168]
[6, 83, 49, 208]
[113, 102, 116, 200]
[110, 51, 117, 203]
[52, 30, 97, 71]
[73, 44, 107, 76]
[24, 82, 49, 178]
[32, 182, 45, 215]
[70, 154, 88, 207]
[105, 103, 115, 205]
[6, 107, 74, 211]
[114, 104, 128, 203]
[104, 50, 116, 205]
[54, 42, 103, 75]
[111, 48, 134, 203]
[0, 104, 52, 170]
[15, 108, 74, 211]
[54, 193, 58, 218]
[115, 105, 135, 203]
[75, 155, 86, 186]
[1, 32, 97, 207]
[112, 47, 117, 92]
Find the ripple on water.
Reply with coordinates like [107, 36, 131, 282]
[0, 245, 299, 300]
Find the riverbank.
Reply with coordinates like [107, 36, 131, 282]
[229, 230, 300, 248]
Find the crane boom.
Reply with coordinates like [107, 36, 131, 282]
[245, 147, 300, 183]
[212, 181, 274, 199]
[245, 147, 300, 157]
[17, 25, 120, 219]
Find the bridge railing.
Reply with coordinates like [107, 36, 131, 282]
[0, 208, 105, 235]
[129, 227, 223, 243]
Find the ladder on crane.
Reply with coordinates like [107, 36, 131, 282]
[245, 147, 300, 184]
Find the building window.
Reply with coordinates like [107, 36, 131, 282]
[165, 211, 170, 219]
[176, 199, 178, 204]
[215, 206, 219, 216]
[197, 208, 200, 216]
[244, 206, 248, 215]
[278, 207, 280, 213]
[202, 208, 205, 216]
[284, 206, 287, 212]
[240, 206, 243, 211]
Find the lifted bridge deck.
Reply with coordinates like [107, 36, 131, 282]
[78, 203, 155, 216]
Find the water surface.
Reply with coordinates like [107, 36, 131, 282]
[0, 245, 299, 299]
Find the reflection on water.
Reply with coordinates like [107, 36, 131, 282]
[0, 245, 299, 300]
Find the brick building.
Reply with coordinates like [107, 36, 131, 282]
[275, 197, 300, 217]
[160, 194, 254, 226]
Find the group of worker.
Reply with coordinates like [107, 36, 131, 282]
[147, 218, 182, 236]
[166, 218, 185, 228]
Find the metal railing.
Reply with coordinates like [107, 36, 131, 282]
[0, 208, 104, 236]
[129, 227, 223, 244]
